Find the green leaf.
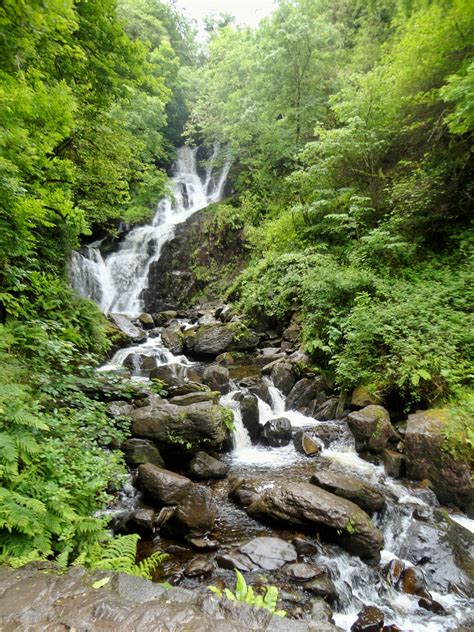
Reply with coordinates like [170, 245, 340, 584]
[92, 576, 110, 589]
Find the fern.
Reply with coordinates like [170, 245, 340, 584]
[208, 570, 286, 617]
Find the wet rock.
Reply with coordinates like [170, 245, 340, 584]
[271, 362, 296, 395]
[216, 553, 256, 572]
[216, 352, 235, 365]
[238, 393, 261, 442]
[123, 352, 158, 373]
[418, 597, 446, 614]
[293, 430, 321, 457]
[184, 323, 259, 357]
[203, 364, 231, 395]
[304, 575, 338, 604]
[184, 557, 215, 577]
[138, 313, 155, 329]
[109, 313, 147, 343]
[383, 559, 405, 586]
[293, 537, 321, 557]
[188, 451, 229, 480]
[172, 485, 218, 535]
[131, 399, 229, 454]
[310, 598, 334, 623]
[245, 377, 272, 406]
[404, 409, 473, 512]
[161, 325, 184, 354]
[350, 605, 384, 631]
[350, 386, 381, 408]
[310, 471, 385, 515]
[168, 391, 220, 406]
[399, 567, 429, 597]
[138, 464, 192, 504]
[313, 398, 339, 421]
[228, 478, 260, 508]
[286, 378, 325, 411]
[262, 417, 292, 447]
[149, 363, 201, 388]
[166, 382, 209, 397]
[382, 449, 406, 478]
[282, 563, 323, 581]
[347, 405, 397, 454]
[239, 536, 297, 570]
[122, 438, 165, 468]
[247, 482, 384, 562]
[186, 537, 220, 551]
[128, 507, 155, 533]
[310, 422, 347, 447]
[153, 310, 178, 326]
[107, 400, 134, 417]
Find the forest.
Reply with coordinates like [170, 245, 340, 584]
[0, 0, 472, 607]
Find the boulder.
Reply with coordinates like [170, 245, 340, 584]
[404, 410, 473, 512]
[161, 325, 184, 355]
[132, 399, 229, 454]
[271, 362, 296, 395]
[237, 393, 261, 442]
[109, 313, 146, 343]
[247, 482, 384, 562]
[286, 378, 325, 411]
[239, 536, 297, 571]
[138, 313, 155, 329]
[128, 507, 155, 533]
[347, 405, 397, 454]
[310, 598, 334, 624]
[310, 422, 347, 447]
[188, 451, 229, 480]
[283, 323, 301, 343]
[149, 363, 201, 388]
[261, 417, 292, 447]
[229, 478, 260, 508]
[312, 398, 339, 421]
[382, 449, 406, 478]
[350, 386, 381, 408]
[310, 471, 385, 515]
[123, 353, 158, 373]
[137, 464, 192, 504]
[168, 391, 220, 406]
[184, 323, 259, 357]
[184, 557, 215, 577]
[245, 377, 272, 406]
[304, 576, 338, 604]
[122, 438, 165, 468]
[172, 486, 218, 534]
[282, 563, 324, 581]
[350, 605, 384, 632]
[107, 400, 134, 417]
[293, 430, 322, 457]
[203, 364, 231, 395]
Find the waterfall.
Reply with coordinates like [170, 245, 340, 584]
[70, 145, 231, 316]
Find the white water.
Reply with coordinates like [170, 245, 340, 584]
[71, 145, 231, 316]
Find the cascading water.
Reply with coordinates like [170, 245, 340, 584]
[71, 145, 231, 315]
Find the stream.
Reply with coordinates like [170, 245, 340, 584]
[70, 146, 474, 631]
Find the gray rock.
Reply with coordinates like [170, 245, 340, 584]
[107, 400, 134, 417]
[271, 362, 296, 394]
[203, 364, 231, 394]
[347, 405, 397, 454]
[216, 553, 256, 572]
[262, 417, 292, 447]
[149, 363, 201, 388]
[138, 313, 155, 329]
[109, 313, 146, 342]
[153, 310, 178, 326]
[185, 323, 259, 357]
[312, 398, 339, 421]
[122, 438, 165, 468]
[161, 325, 184, 354]
[236, 392, 261, 442]
[305, 576, 338, 604]
[310, 598, 334, 623]
[286, 378, 325, 411]
[310, 422, 346, 447]
[168, 391, 220, 406]
[128, 507, 155, 532]
[239, 536, 297, 570]
[188, 451, 229, 480]
[138, 464, 192, 504]
[172, 485, 218, 534]
[404, 410, 473, 512]
[293, 430, 322, 457]
[292, 537, 321, 557]
[132, 399, 229, 454]
[184, 557, 215, 577]
[229, 478, 260, 508]
[247, 483, 384, 562]
[310, 471, 385, 515]
[282, 563, 324, 581]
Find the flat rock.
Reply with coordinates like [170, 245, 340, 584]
[282, 563, 324, 581]
[247, 482, 384, 562]
[239, 536, 297, 570]
[310, 471, 385, 515]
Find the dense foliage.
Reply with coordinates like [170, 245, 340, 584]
[189, 0, 473, 411]
[0, 1, 195, 562]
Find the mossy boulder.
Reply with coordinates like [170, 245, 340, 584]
[184, 322, 259, 357]
[347, 405, 397, 454]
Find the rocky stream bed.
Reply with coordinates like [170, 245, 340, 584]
[29, 306, 470, 632]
